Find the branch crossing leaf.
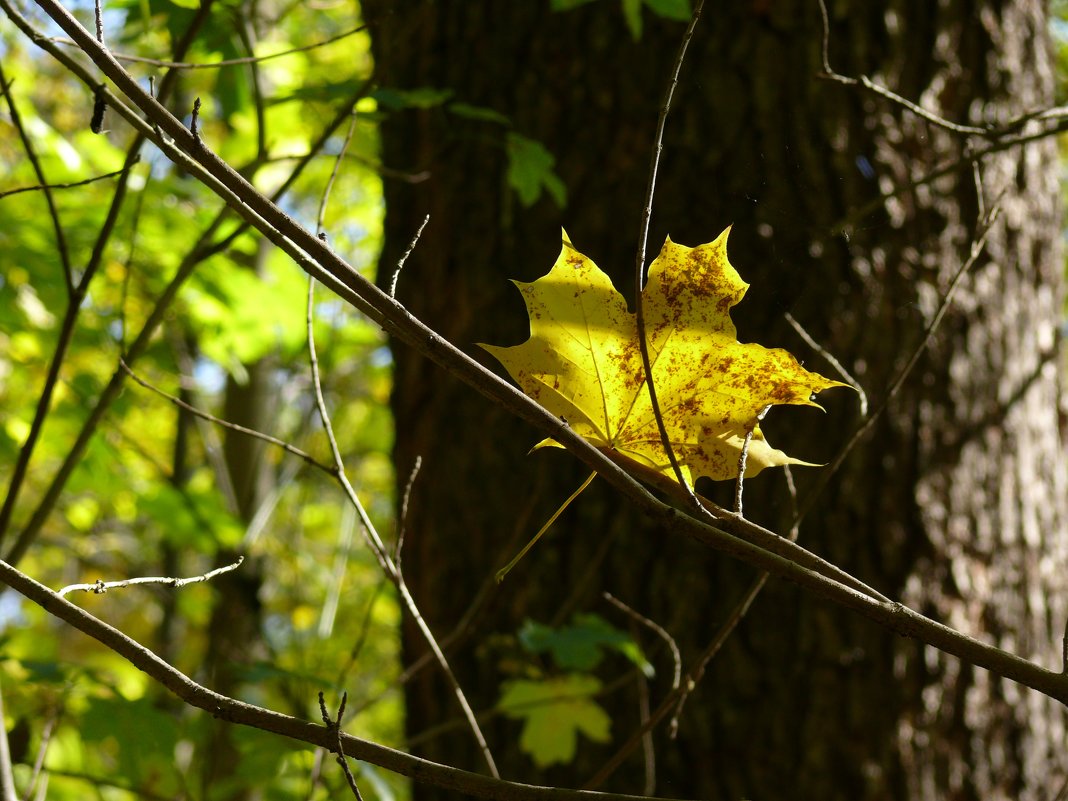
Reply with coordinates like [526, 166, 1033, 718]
[482, 228, 847, 484]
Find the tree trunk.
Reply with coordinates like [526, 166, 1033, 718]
[368, 1, 1068, 798]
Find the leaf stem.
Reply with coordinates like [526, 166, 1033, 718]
[496, 471, 597, 583]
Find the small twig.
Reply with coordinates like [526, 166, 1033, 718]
[632, 0, 710, 520]
[784, 312, 868, 416]
[734, 405, 770, 516]
[972, 159, 985, 221]
[0, 680, 16, 801]
[316, 111, 359, 236]
[636, 672, 655, 796]
[22, 707, 57, 801]
[394, 455, 422, 568]
[389, 214, 429, 298]
[782, 465, 800, 539]
[93, 0, 104, 44]
[1062, 615, 1068, 674]
[0, 61, 73, 290]
[48, 23, 370, 70]
[120, 360, 334, 474]
[603, 592, 681, 692]
[0, 167, 127, 200]
[89, 0, 108, 133]
[317, 692, 364, 801]
[306, 280, 499, 778]
[57, 557, 244, 597]
[190, 97, 202, 145]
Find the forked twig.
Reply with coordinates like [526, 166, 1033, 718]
[318, 692, 364, 801]
[0, 167, 127, 200]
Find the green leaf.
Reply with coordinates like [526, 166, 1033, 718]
[373, 87, 454, 110]
[519, 614, 653, 676]
[499, 675, 610, 767]
[505, 132, 567, 208]
[82, 697, 180, 784]
[621, 0, 643, 39]
[621, 0, 690, 39]
[644, 0, 691, 21]
[448, 102, 511, 125]
[551, 0, 600, 9]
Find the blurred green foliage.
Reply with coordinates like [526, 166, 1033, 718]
[498, 614, 650, 768]
[1, 1, 403, 799]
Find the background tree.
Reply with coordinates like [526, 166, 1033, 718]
[368, 1, 1068, 798]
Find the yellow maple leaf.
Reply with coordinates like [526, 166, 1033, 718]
[481, 228, 847, 484]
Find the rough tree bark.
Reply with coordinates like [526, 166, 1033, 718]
[368, 1, 1068, 798]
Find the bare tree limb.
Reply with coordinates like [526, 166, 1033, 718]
[0, 558, 693, 801]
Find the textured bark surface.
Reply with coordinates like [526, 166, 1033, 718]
[368, 1, 1068, 798]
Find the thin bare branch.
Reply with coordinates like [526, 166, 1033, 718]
[58, 557, 244, 597]
[734, 405, 770, 516]
[49, 23, 369, 70]
[0, 680, 16, 801]
[306, 280, 500, 778]
[817, 0, 989, 137]
[389, 214, 429, 298]
[784, 312, 868, 416]
[121, 361, 334, 474]
[0, 167, 127, 200]
[0, 60, 72, 289]
[603, 592, 681, 692]
[21, 707, 56, 801]
[394, 455, 422, 569]
[316, 112, 359, 236]
[632, 0, 710, 518]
